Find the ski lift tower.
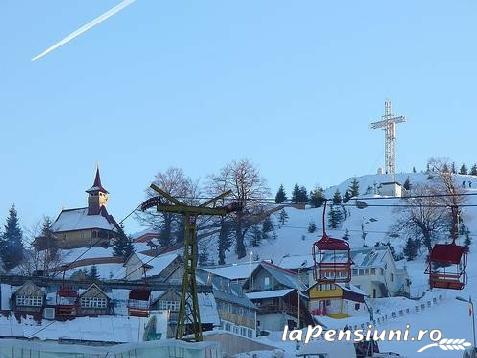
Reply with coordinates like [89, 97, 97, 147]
[370, 100, 407, 176]
[140, 184, 242, 342]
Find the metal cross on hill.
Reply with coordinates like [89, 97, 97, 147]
[370, 100, 407, 175]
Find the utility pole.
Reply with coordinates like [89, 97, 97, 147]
[456, 296, 476, 350]
[370, 99, 407, 176]
[141, 184, 242, 342]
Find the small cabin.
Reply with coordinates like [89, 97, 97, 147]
[378, 181, 403, 197]
[12, 281, 45, 317]
[78, 284, 112, 316]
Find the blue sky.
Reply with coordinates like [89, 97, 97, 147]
[1, 0, 476, 232]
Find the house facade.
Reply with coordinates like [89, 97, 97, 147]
[77, 284, 112, 316]
[308, 282, 368, 319]
[12, 281, 45, 319]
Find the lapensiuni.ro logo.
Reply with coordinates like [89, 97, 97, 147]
[282, 325, 472, 353]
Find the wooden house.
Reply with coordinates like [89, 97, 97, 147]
[77, 283, 112, 316]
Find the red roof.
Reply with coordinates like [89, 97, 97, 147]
[430, 244, 466, 265]
[86, 167, 109, 194]
[315, 235, 350, 251]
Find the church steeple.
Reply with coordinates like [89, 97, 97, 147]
[86, 166, 109, 215]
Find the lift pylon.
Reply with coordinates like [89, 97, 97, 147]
[141, 184, 242, 341]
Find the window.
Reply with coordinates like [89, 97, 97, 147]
[352, 269, 358, 275]
[225, 323, 231, 332]
[248, 329, 253, 338]
[325, 300, 331, 307]
[16, 295, 42, 307]
[355, 303, 360, 311]
[370, 268, 376, 275]
[380, 268, 384, 275]
[80, 296, 107, 309]
[241, 327, 246, 336]
[358, 269, 365, 276]
[264, 277, 271, 288]
[158, 300, 180, 311]
[391, 273, 394, 282]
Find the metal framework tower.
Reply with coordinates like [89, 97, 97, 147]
[140, 184, 241, 342]
[370, 100, 406, 175]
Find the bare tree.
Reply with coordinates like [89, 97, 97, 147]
[19, 217, 64, 276]
[207, 159, 270, 259]
[138, 167, 201, 248]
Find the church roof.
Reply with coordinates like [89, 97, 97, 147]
[52, 206, 117, 233]
[86, 167, 109, 194]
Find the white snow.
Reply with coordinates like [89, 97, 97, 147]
[246, 289, 295, 300]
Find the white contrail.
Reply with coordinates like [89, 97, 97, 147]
[32, 0, 136, 61]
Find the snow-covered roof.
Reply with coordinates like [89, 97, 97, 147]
[246, 289, 294, 300]
[198, 292, 220, 325]
[253, 262, 308, 291]
[52, 207, 116, 232]
[335, 283, 368, 297]
[134, 252, 180, 277]
[278, 254, 314, 270]
[201, 262, 259, 281]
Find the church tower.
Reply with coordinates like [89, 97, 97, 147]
[86, 166, 109, 215]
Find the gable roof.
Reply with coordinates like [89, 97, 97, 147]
[200, 261, 260, 281]
[248, 261, 307, 291]
[130, 252, 180, 278]
[14, 281, 43, 296]
[52, 207, 117, 232]
[79, 283, 109, 299]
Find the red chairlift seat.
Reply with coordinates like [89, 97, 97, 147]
[313, 201, 353, 284]
[426, 242, 467, 291]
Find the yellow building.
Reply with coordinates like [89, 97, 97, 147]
[308, 282, 367, 319]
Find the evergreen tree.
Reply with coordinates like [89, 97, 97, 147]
[332, 189, 342, 205]
[250, 225, 262, 247]
[89, 265, 99, 280]
[113, 224, 135, 260]
[403, 238, 418, 261]
[413, 166, 417, 174]
[291, 184, 300, 204]
[0, 205, 24, 270]
[309, 187, 325, 208]
[460, 164, 468, 175]
[299, 186, 308, 203]
[199, 243, 210, 266]
[262, 217, 274, 240]
[328, 205, 343, 229]
[471, 164, 477, 176]
[451, 162, 457, 174]
[348, 178, 360, 198]
[343, 190, 351, 203]
[307, 221, 317, 233]
[274, 184, 287, 203]
[403, 177, 411, 191]
[40, 216, 59, 266]
[442, 163, 449, 173]
[278, 209, 289, 226]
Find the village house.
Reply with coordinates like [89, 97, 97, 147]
[77, 283, 113, 316]
[242, 261, 313, 332]
[200, 261, 260, 286]
[150, 288, 220, 337]
[11, 281, 45, 319]
[197, 269, 257, 338]
[123, 252, 182, 282]
[308, 282, 368, 319]
[35, 167, 119, 250]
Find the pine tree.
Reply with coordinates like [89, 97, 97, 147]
[40, 216, 59, 267]
[274, 184, 287, 203]
[413, 166, 417, 174]
[403, 238, 418, 261]
[0, 205, 24, 271]
[199, 243, 209, 266]
[328, 205, 343, 229]
[278, 209, 289, 226]
[307, 221, 317, 233]
[262, 217, 274, 240]
[460, 164, 468, 175]
[332, 189, 342, 205]
[343, 191, 351, 203]
[291, 184, 300, 204]
[250, 225, 262, 247]
[348, 178, 360, 198]
[451, 162, 457, 174]
[403, 177, 411, 191]
[471, 164, 477, 176]
[113, 224, 135, 260]
[89, 265, 99, 280]
[309, 187, 325, 208]
[299, 186, 308, 203]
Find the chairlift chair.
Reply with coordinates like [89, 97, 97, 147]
[313, 201, 353, 284]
